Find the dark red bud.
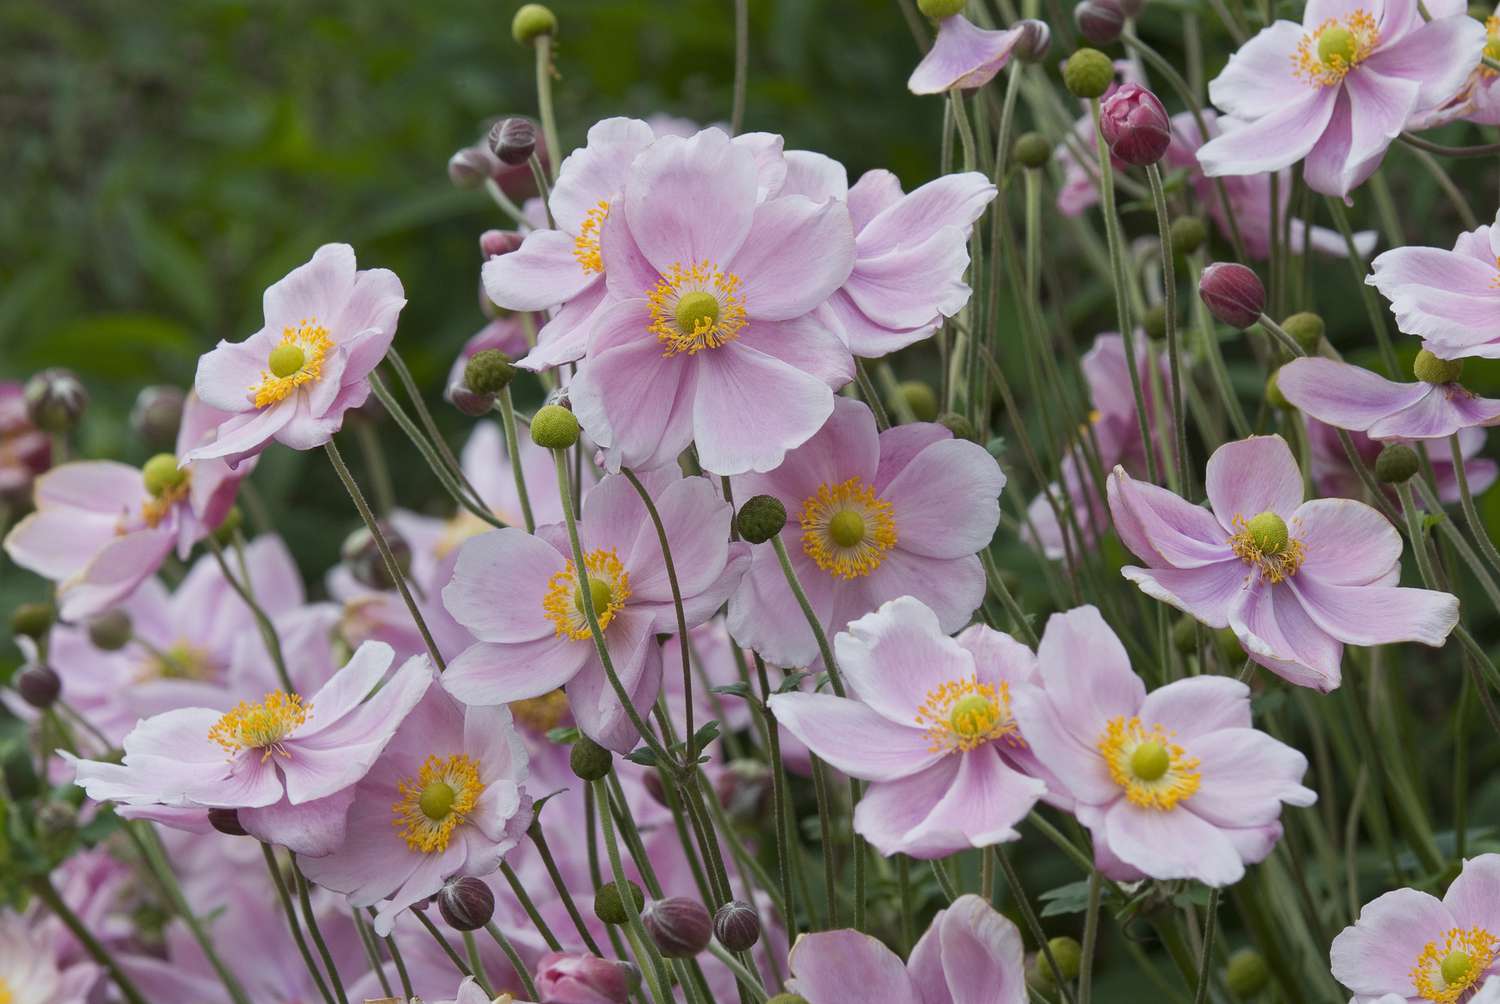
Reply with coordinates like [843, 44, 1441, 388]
[1198, 262, 1266, 329]
[1099, 83, 1172, 166]
[642, 897, 713, 958]
[439, 876, 495, 931]
[1074, 0, 1125, 45]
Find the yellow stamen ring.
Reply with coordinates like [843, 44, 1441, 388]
[800, 478, 898, 580]
[1099, 716, 1201, 810]
[251, 319, 333, 408]
[208, 691, 310, 761]
[542, 548, 631, 640]
[392, 753, 485, 854]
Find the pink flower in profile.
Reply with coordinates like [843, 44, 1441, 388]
[1304, 416, 1497, 503]
[569, 128, 855, 475]
[533, 952, 637, 1004]
[1278, 356, 1500, 439]
[185, 243, 405, 467]
[768, 597, 1046, 858]
[908, 14, 1025, 94]
[0, 380, 50, 502]
[1196, 0, 1483, 197]
[728, 399, 1003, 668]
[442, 471, 749, 752]
[1012, 605, 1315, 885]
[786, 894, 1026, 1003]
[1108, 435, 1459, 690]
[1408, 0, 1500, 129]
[4, 393, 249, 620]
[298, 687, 532, 936]
[1330, 854, 1500, 1003]
[69, 641, 432, 857]
[1368, 208, 1500, 359]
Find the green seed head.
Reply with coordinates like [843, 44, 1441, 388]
[1245, 511, 1289, 555]
[419, 781, 455, 821]
[1440, 950, 1472, 986]
[530, 404, 580, 449]
[464, 349, 515, 395]
[1265, 369, 1291, 410]
[87, 609, 133, 652]
[1142, 303, 1168, 341]
[1374, 443, 1420, 484]
[1225, 948, 1271, 998]
[674, 291, 720, 335]
[1413, 348, 1463, 385]
[570, 736, 614, 781]
[512, 3, 558, 44]
[141, 453, 186, 497]
[1317, 25, 1357, 66]
[1486, 31, 1500, 62]
[1063, 48, 1115, 99]
[1130, 740, 1171, 781]
[828, 510, 866, 548]
[267, 343, 306, 379]
[10, 603, 54, 641]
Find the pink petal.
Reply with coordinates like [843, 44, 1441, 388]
[881, 438, 1004, 559]
[1121, 560, 1251, 630]
[847, 168, 905, 232]
[1107, 466, 1235, 568]
[833, 595, 977, 723]
[239, 788, 354, 857]
[1286, 576, 1459, 647]
[520, 275, 607, 371]
[481, 230, 593, 312]
[1367, 382, 1500, 439]
[1205, 21, 1317, 120]
[1330, 889, 1455, 997]
[1197, 87, 1337, 178]
[1035, 605, 1145, 739]
[1009, 687, 1125, 807]
[1205, 435, 1304, 527]
[1275, 357, 1430, 433]
[907, 15, 1021, 95]
[861, 550, 987, 638]
[787, 931, 917, 1001]
[740, 313, 855, 396]
[1364, 14, 1485, 110]
[1138, 675, 1252, 739]
[1186, 727, 1315, 828]
[1292, 497, 1402, 585]
[908, 895, 1027, 1004]
[622, 130, 759, 274]
[3, 509, 117, 581]
[1443, 854, 1500, 931]
[261, 243, 357, 330]
[58, 529, 176, 621]
[442, 636, 591, 705]
[1102, 798, 1246, 885]
[729, 195, 854, 322]
[548, 117, 656, 234]
[565, 609, 661, 753]
[779, 150, 849, 202]
[842, 227, 973, 333]
[194, 335, 268, 413]
[691, 345, 835, 476]
[443, 529, 564, 643]
[765, 691, 942, 781]
[1228, 579, 1344, 690]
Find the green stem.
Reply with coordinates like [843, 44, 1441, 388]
[485, 922, 540, 999]
[768, 535, 845, 696]
[705, 940, 770, 1002]
[294, 860, 349, 1004]
[32, 877, 148, 1004]
[352, 910, 394, 999]
[1146, 163, 1191, 496]
[1078, 872, 1103, 1004]
[499, 860, 565, 952]
[206, 536, 293, 692]
[1449, 432, 1500, 577]
[261, 844, 336, 1004]
[464, 932, 495, 997]
[1192, 889, 1219, 1004]
[995, 847, 1079, 1004]
[731, 0, 749, 134]
[528, 823, 604, 954]
[535, 35, 562, 182]
[594, 779, 676, 1004]
[498, 387, 536, 532]
[1323, 196, 1400, 376]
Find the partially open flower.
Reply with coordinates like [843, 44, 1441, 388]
[1100, 83, 1172, 165]
[1198, 262, 1265, 328]
[25, 368, 88, 434]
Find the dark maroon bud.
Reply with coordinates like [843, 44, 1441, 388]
[642, 897, 713, 958]
[1074, 0, 1125, 45]
[448, 145, 500, 190]
[208, 808, 248, 836]
[480, 229, 525, 259]
[130, 385, 187, 451]
[1013, 19, 1052, 62]
[439, 876, 496, 931]
[641, 769, 669, 807]
[25, 368, 88, 434]
[489, 117, 538, 166]
[713, 900, 762, 952]
[16, 663, 61, 709]
[1099, 83, 1172, 166]
[447, 382, 497, 418]
[1198, 262, 1266, 329]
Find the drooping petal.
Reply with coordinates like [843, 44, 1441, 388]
[1286, 576, 1459, 648]
[1275, 357, 1431, 433]
[1120, 560, 1251, 630]
[1197, 87, 1338, 178]
[907, 15, 1022, 95]
[1229, 578, 1344, 690]
[909, 895, 1027, 1004]
[1107, 466, 1232, 568]
[786, 931, 918, 1002]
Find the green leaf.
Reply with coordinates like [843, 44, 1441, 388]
[1039, 879, 1094, 917]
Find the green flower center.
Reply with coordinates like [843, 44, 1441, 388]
[142, 453, 186, 497]
[419, 780, 456, 821]
[1440, 950, 1471, 986]
[675, 291, 720, 335]
[1414, 348, 1463, 385]
[574, 577, 614, 617]
[268, 343, 307, 378]
[1317, 25, 1356, 66]
[1246, 511, 1289, 556]
[1130, 740, 1171, 782]
[828, 510, 866, 548]
[948, 693, 1000, 741]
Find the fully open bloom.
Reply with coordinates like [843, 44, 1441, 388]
[1305, 416, 1497, 503]
[4, 394, 248, 619]
[1368, 208, 1500, 359]
[442, 471, 748, 751]
[0, 908, 99, 1004]
[1278, 355, 1500, 439]
[908, 14, 1026, 94]
[569, 127, 855, 475]
[69, 642, 432, 856]
[185, 243, 405, 466]
[1196, 0, 1483, 197]
[769, 597, 1046, 858]
[728, 398, 1003, 668]
[298, 687, 532, 936]
[1012, 606, 1316, 885]
[1108, 435, 1459, 690]
[787, 894, 1026, 1003]
[1331, 854, 1500, 1003]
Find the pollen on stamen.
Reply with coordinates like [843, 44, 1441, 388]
[251, 319, 333, 409]
[573, 200, 610, 274]
[914, 676, 1020, 753]
[1292, 11, 1379, 88]
[800, 478, 898, 580]
[1098, 716, 1201, 810]
[391, 753, 485, 854]
[647, 261, 748, 357]
[541, 548, 631, 640]
[207, 691, 310, 761]
[1409, 925, 1497, 1004]
[1228, 512, 1306, 584]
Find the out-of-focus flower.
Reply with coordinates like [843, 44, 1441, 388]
[0, 906, 100, 1004]
[437, 975, 537, 1004]
[728, 399, 1003, 668]
[1278, 355, 1500, 439]
[130, 385, 187, 450]
[1408, 0, 1500, 129]
[1368, 207, 1500, 359]
[185, 243, 405, 467]
[534, 952, 638, 1004]
[908, 14, 1026, 95]
[1108, 435, 1459, 690]
[1303, 415, 1496, 503]
[0, 380, 51, 502]
[24, 368, 88, 434]
[1196, 0, 1483, 197]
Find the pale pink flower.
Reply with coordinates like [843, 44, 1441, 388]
[0, 908, 99, 1004]
[908, 14, 1026, 94]
[1368, 208, 1500, 359]
[1278, 356, 1500, 439]
[1304, 416, 1496, 503]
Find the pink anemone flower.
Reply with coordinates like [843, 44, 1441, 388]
[569, 127, 855, 475]
[1368, 208, 1500, 359]
[68, 641, 433, 857]
[442, 471, 749, 752]
[1011, 605, 1316, 885]
[185, 242, 405, 467]
[1278, 356, 1500, 439]
[1331, 854, 1500, 1003]
[1108, 435, 1459, 691]
[786, 894, 1027, 1004]
[297, 687, 533, 936]
[1408, 0, 1500, 129]
[1196, 0, 1483, 197]
[1304, 416, 1497, 503]
[728, 398, 1004, 669]
[0, 909, 100, 1004]
[768, 597, 1046, 859]
[4, 393, 248, 620]
[908, 14, 1026, 94]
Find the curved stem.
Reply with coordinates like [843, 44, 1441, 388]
[594, 779, 676, 1004]
[1449, 432, 1500, 577]
[207, 536, 293, 692]
[485, 921, 540, 999]
[294, 860, 349, 1004]
[1078, 872, 1103, 1004]
[1323, 195, 1400, 377]
[534, 35, 562, 182]
[705, 940, 769, 1002]
[1399, 132, 1500, 158]
[995, 847, 1079, 1004]
[32, 876, 150, 1004]
[498, 387, 535, 532]
[499, 860, 565, 952]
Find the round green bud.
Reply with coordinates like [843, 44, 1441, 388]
[464, 349, 515, 395]
[594, 880, 645, 925]
[512, 3, 558, 44]
[918, 0, 967, 16]
[530, 404, 580, 449]
[1035, 936, 1083, 986]
[570, 736, 614, 781]
[1171, 615, 1199, 655]
[1142, 303, 1168, 341]
[1224, 948, 1270, 999]
[737, 495, 787, 544]
[141, 453, 186, 497]
[1280, 312, 1324, 354]
[1170, 216, 1207, 256]
[1414, 348, 1463, 385]
[1063, 48, 1114, 99]
[1014, 131, 1053, 169]
[938, 411, 977, 442]
[1374, 442, 1420, 484]
[87, 609, 133, 652]
[1265, 369, 1290, 410]
[1245, 511, 1289, 555]
[898, 380, 939, 422]
[10, 602, 54, 641]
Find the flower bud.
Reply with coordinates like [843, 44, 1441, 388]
[208, 807, 248, 836]
[1414, 348, 1463, 385]
[535, 952, 639, 1004]
[341, 522, 413, 591]
[898, 381, 939, 421]
[512, 3, 558, 44]
[25, 368, 88, 434]
[642, 897, 713, 958]
[447, 382, 496, 418]
[16, 663, 61, 709]
[465, 350, 516, 395]
[1170, 216, 1207, 256]
[130, 386, 186, 451]
[480, 229, 525, 259]
[531, 404, 580, 449]
[1198, 262, 1265, 329]
[1032, 936, 1083, 988]
[37, 801, 78, 846]
[1375, 443, 1419, 484]
[736, 495, 787, 544]
[938, 412, 977, 442]
[918, 0, 967, 16]
[10, 602, 53, 641]
[570, 736, 613, 781]
[1142, 303, 1168, 340]
[448, 145, 499, 189]
[1014, 131, 1053, 169]
[1264, 369, 1290, 410]
[439, 876, 496, 931]
[713, 900, 762, 952]
[489, 117, 538, 167]
[1063, 48, 1115, 99]
[594, 880, 645, 926]
[142, 453, 187, 498]
[1225, 948, 1270, 999]
[1281, 312, 1324, 354]
[1013, 19, 1052, 62]
[1099, 83, 1171, 166]
[1074, 0, 1125, 45]
[87, 609, 133, 651]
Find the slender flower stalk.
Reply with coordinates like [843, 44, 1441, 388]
[1146, 163, 1189, 495]
[261, 844, 336, 1004]
[497, 386, 535, 532]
